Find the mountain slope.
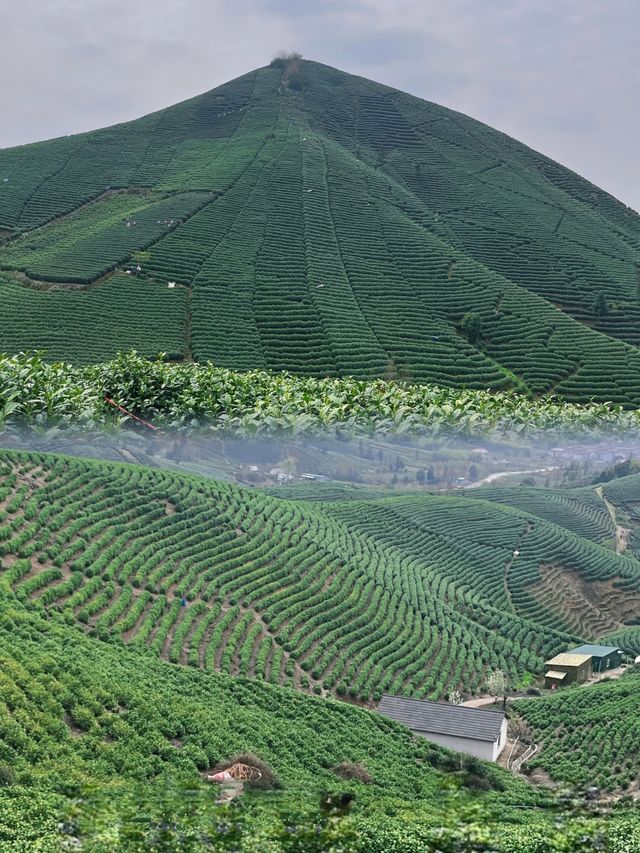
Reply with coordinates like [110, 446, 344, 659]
[3, 449, 640, 705]
[1, 58, 640, 403]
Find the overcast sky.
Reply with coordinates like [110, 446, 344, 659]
[2, 0, 638, 211]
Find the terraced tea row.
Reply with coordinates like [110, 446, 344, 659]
[465, 485, 615, 545]
[0, 191, 211, 284]
[324, 494, 640, 640]
[2, 450, 640, 705]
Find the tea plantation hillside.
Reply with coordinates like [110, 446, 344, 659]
[459, 474, 640, 658]
[518, 667, 640, 792]
[5, 596, 640, 852]
[3, 449, 640, 706]
[1, 59, 640, 403]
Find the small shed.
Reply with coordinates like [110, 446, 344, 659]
[544, 670, 567, 689]
[378, 695, 507, 761]
[568, 644, 623, 673]
[544, 652, 592, 687]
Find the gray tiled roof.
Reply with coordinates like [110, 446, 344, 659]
[378, 694, 505, 743]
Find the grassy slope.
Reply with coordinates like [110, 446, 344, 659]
[1, 61, 640, 402]
[6, 594, 640, 853]
[2, 449, 640, 706]
[458, 484, 616, 545]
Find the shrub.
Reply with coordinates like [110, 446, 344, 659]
[461, 311, 483, 343]
[463, 772, 492, 791]
[332, 762, 373, 784]
[0, 763, 15, 787]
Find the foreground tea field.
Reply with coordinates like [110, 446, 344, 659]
[2, 455, 640, 848]
[2, 450, 640, 704]
[5, 594, 640, 852]
[2, 60, 640, 402]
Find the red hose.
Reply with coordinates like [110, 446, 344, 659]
[104, 396, 159, 431]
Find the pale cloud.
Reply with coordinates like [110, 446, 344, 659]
[1, 0, 638, 211]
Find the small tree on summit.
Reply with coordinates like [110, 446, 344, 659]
[270, 51, 302, 69]
[271, 51, 304, 90]
[461, 311, 483, 343]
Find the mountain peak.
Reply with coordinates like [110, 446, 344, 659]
[1, 61, 640, 403]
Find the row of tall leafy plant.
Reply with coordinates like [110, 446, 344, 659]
[1, 351, 639, 438]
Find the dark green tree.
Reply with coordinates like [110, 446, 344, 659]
[461, 311, 483, 343]
[592, 290, 608, 318]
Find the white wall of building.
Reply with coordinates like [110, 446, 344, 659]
[414, 729, 498, 762]
[493, 718, 508, 761]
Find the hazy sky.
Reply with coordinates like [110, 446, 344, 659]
[2, 0, 638, 211]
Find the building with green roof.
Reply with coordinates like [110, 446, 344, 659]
[568, 644, 623, 673]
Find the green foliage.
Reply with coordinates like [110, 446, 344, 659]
[270, 51, 303, 69]
[0, 764, 14, 787]
[592, 290, 609, 319]
[591, 457, 640, 484]
[2, 351, 640, 438]
[1, 61, 640, 402]
[0, 451, 639, 847]
[0, 192, 209, 284]
[0, 280, 187, 364]
[0, 592, 553, 851]
[0, 593, 639, 850]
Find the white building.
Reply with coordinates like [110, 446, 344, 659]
[378, 694, 507, 762]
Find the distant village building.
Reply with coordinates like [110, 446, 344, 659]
[568, 644, 623, 673]
[544, 653, 592, 688]
[300, 473, 329, 481]
[268, 467, 293, 483]
[378, 694, 507, 761]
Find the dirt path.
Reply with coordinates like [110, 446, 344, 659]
[596, 486, 630, 554]
[462, 666, 628, 707]
[461, 695, 523, 708]
[503, 520, 532, 612]
[589, 665, 627, 683]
